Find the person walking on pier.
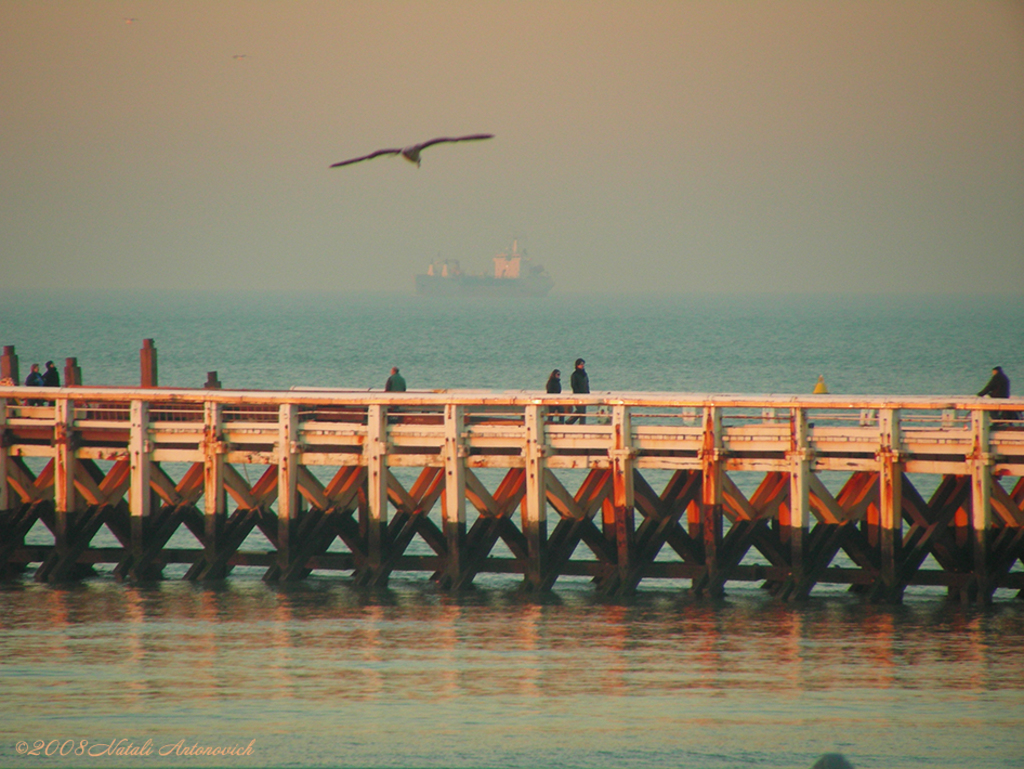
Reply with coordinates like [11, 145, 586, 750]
[43, 361, 60, 387]
[385, 366, 406, 392]
[977, 366, 1018, 423]
[546, 369, 564, 423]
[566, 358, 589, 424]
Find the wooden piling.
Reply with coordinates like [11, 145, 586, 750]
[441, 403, 466, 589]
[696, 405, 724, 597]
[521, 404, 547, 591]
[64, 357, 82, 386]
[1, 346, 19, 385]
[140, 339, 158, 388]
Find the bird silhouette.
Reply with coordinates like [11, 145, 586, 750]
[329, 134, 494, 168]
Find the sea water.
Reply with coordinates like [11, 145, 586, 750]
[1, 290, 1023, 769]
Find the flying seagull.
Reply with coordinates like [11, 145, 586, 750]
[329, 134, 494, 168]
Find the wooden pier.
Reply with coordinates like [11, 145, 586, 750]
[2, 382, 1022, 603]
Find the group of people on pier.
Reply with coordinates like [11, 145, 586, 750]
[0, 353, 1017, 426]
[546, 357, 589, 423]
[1, 360, 61, 405]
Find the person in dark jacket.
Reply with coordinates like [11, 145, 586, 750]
[385, 366, 406, 392]
[977, 366, 1018, 423]
[566, 358, 589, 424]
[24, 363, 45, 405]
[25, 363, 44, 388]
[546, 369, 564, 423]
[43, 361, 60, 387]
[977, 366, 1010, 399]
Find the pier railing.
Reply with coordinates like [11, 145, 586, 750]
[2, 385, 1022, 603]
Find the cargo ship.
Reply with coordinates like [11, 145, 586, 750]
[415, 240, 553, 297]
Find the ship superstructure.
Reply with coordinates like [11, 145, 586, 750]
[415, 240, 553, 297]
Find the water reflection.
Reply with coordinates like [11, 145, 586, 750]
[2, 579, 1022, 767]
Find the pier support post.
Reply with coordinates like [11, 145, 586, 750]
[441, 404, 466, 589]
[783, 406, 811, 600]
[968, 409, 994, 604]
[140, 339, 158, 388]
[128, 400, 156, 579]
[521, 404, 547, 591]
[53, 398, 76, 533]
[599, 405, 635, 595]
[270, 404, 300, 580]
[874, 408, 904, 602]
[202, 401, 226, 573]
[696, 405, 724, 597]
[357, 404, 389, 585]
[35, 398, 100, 582]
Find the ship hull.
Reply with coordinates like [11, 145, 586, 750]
[415, 273, 553, 297]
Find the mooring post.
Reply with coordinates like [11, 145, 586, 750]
[697, 405, 724, 597]
[204, 372, 221, 389]
[787, 406, 811, 598]
[129, 400, 151, 573]
[1, 346, 20, 385]
[63, 357, 82, 386]
[969, 408, 993, 604]
[273, 403, 299, 579]
[441, 403, 466, 588]
[140, 339, 158, 388]
[361, 404, 389, 584]
[202, 400, 225, 572]
[876, 408, 903, 601]
[521, 404, 547, 591]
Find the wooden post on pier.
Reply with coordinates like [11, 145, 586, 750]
[521, 404, 547, 591]
[358, 404, 389, 585]
[53, 399, 75, 533]
[599, 405, 635, 594]
[969, 410, 993, 604]
[273, 404, 300, 580]
[202, 401, 226, 573]
[129, 400, 151, 575]
[34, 399, 82, 582]
[786, 406, 811, 598]
[696, 405, 724, 597]
[876, 408, 903, 602]
[1, 346, 19, 385]
[441, 403, 467, 588]
[140, 339, 158, 388]
[64, 357, 82, 386]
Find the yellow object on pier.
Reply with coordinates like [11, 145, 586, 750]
[813, 375, 829, 394]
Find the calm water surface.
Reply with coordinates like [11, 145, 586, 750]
[2, 291, 1023, 768]
[2, 578, 1023, 769]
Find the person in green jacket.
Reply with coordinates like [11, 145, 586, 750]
[385, 366, 406, 392]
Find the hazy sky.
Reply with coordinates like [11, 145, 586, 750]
[2, 1, 1022, 294]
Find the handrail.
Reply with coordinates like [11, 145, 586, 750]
[3, 384, 1024, 412]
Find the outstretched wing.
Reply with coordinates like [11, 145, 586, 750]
[414, 134, 494, 151]
[329, 148, 402, 168]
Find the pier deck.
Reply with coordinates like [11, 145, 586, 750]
[2, 385, 1022, 602]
